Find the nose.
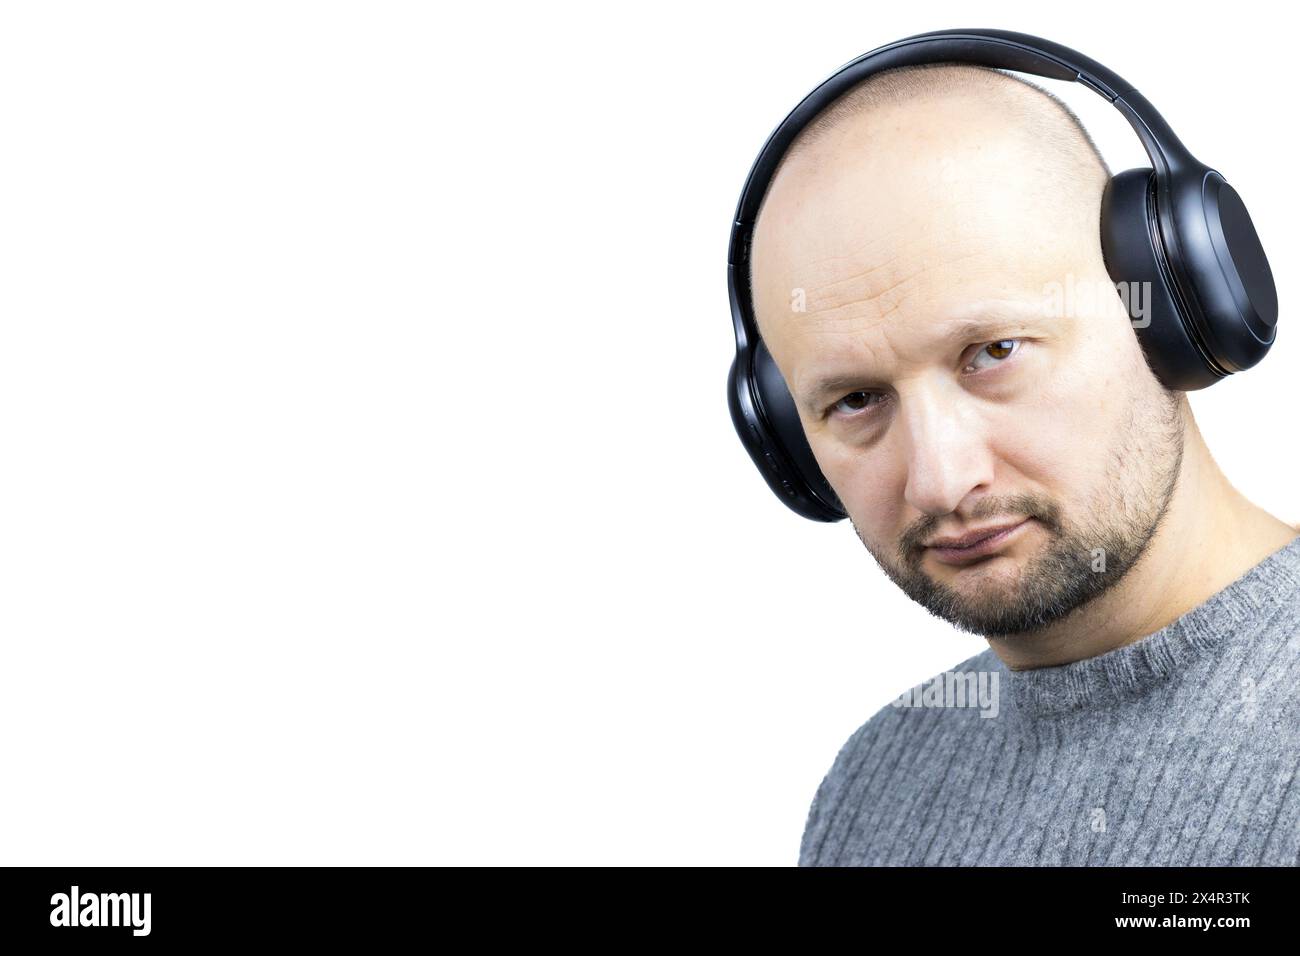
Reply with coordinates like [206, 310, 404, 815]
[897, 381, 996, 517]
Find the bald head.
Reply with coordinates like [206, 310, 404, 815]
[767, 64, 1107, 185]
[748, 63, 1118, 400]
[752, 63, 1111, 255]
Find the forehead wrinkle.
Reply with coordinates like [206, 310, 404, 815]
[757, 233, 1016, 388]
[768, 176, 998, 295]
[789, 307, 915, 400]
[792, 233, 992, 334]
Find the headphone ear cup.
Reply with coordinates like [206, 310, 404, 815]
[749, 340, 846, 520]
[1100, 168, 1223, 391]
[1168, 168, 1278, 372]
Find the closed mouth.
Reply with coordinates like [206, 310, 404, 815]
[924, 518, 1034, 566]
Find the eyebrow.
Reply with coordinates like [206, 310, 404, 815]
[796, 314, 1046, 413]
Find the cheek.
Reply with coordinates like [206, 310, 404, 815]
[811, 438, 903, 537]
[995, 351, 1133, 496]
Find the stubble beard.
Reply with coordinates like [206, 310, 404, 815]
[850, 388, 1185, 639]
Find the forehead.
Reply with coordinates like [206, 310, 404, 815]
[750, 129, 1059, 302]
[749, 185, 1066, 362]
[747, 122, 1089, 408]
[747, 89, 1092, 299]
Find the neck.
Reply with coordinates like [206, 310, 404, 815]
[991, 406, 1299, 671]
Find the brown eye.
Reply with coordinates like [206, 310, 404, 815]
[831, 391, 884, 417]
[967, 338, 1021, 371]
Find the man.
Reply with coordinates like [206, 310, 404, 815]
[748, 62, 1300, 866]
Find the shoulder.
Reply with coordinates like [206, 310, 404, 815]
[816, 645, 1001, 777]
[797, 646, 997, 865]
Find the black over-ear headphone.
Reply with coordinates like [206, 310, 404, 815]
[726, 28, 1279, 522]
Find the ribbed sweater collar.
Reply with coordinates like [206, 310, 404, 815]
[994, 532, 1300, 719]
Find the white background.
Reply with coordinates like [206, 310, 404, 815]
[1, 1, 1295, 865]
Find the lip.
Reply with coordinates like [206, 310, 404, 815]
[925, 518, 1033, 566]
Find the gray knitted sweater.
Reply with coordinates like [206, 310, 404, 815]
[799, 533, 1300, 866]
